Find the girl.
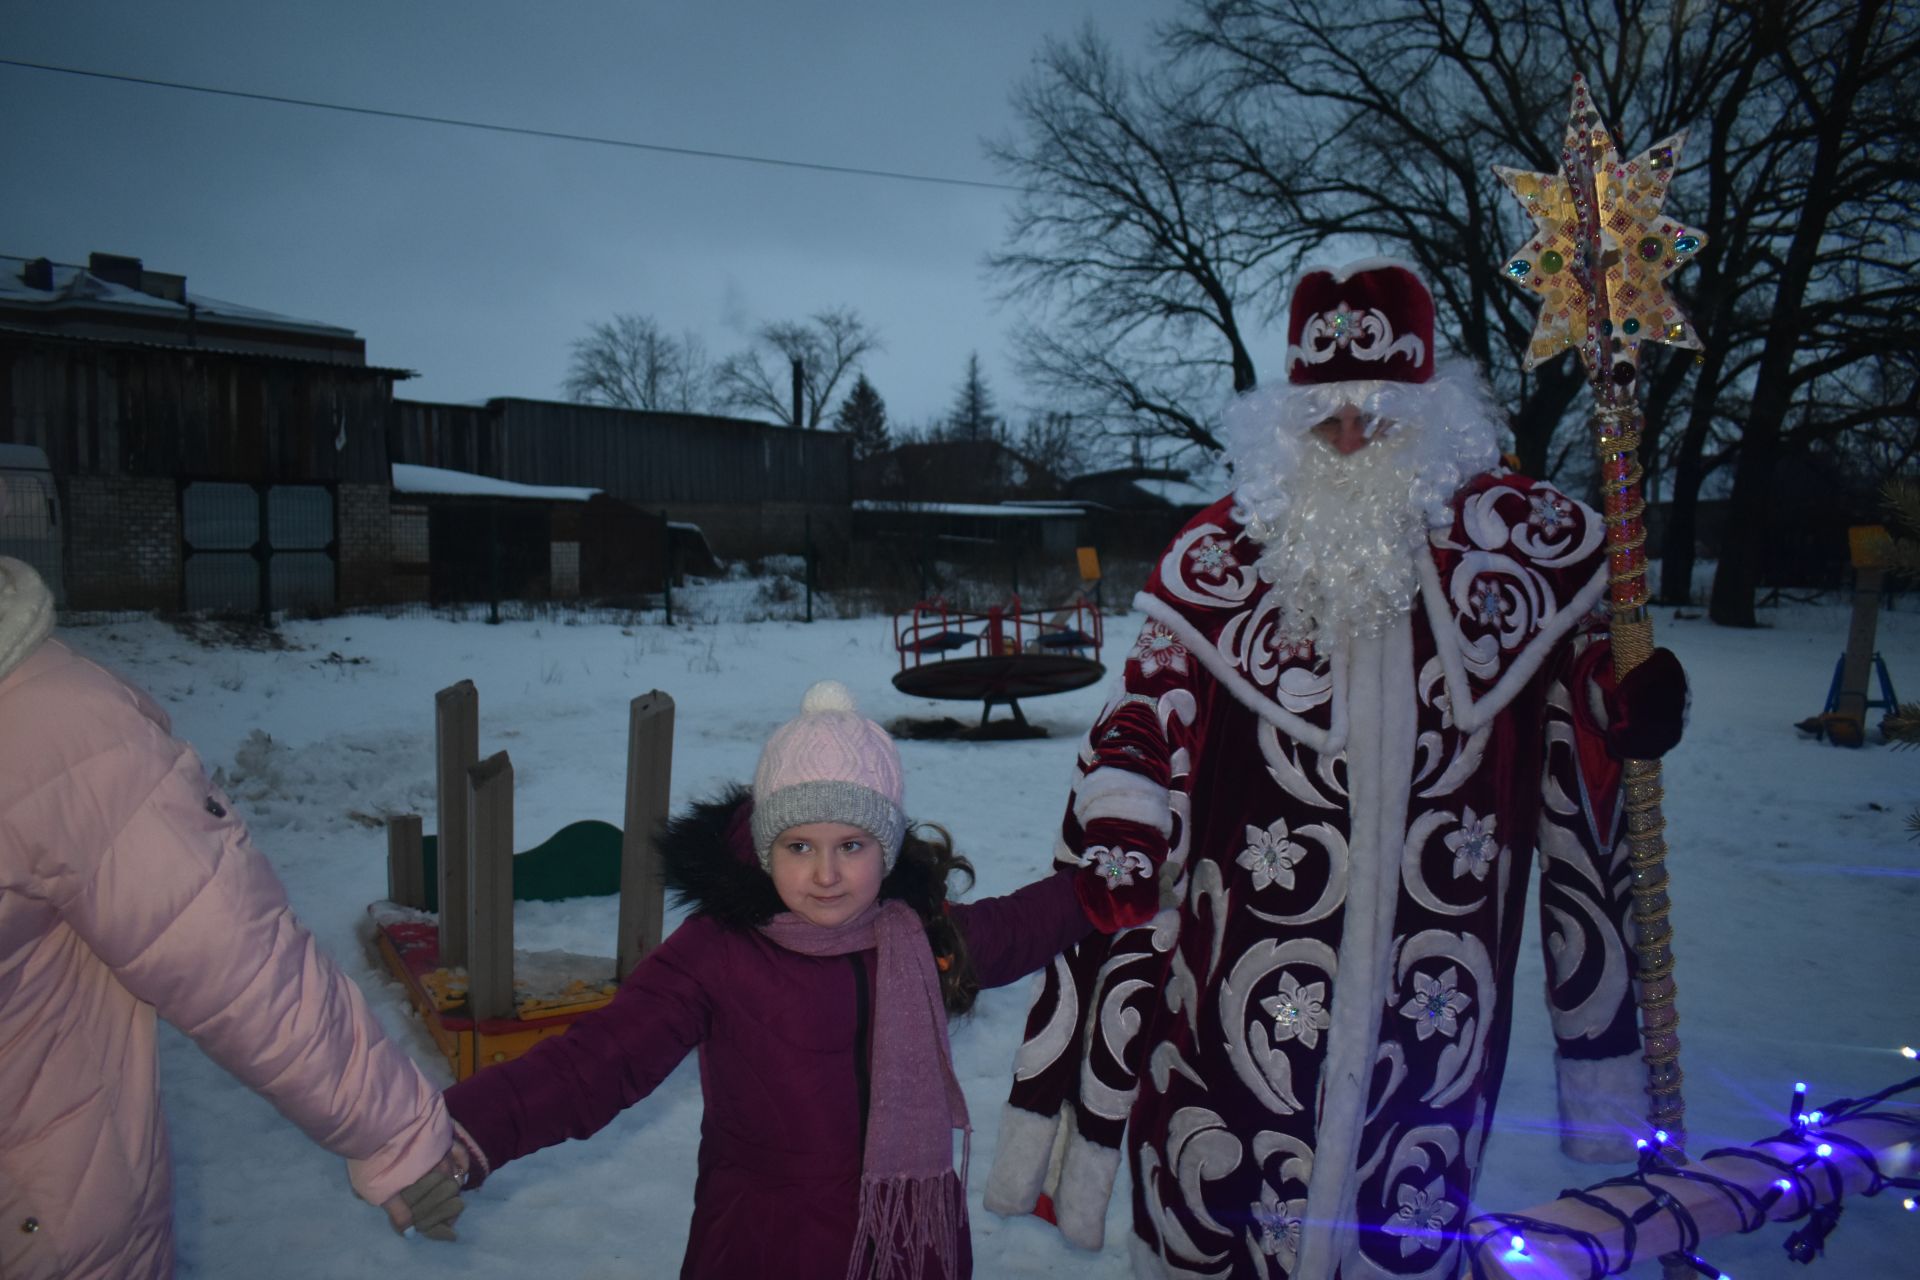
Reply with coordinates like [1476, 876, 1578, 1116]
[444, 680, 1095, 1279]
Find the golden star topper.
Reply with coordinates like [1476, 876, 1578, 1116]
[1492, 74, 1706, 374]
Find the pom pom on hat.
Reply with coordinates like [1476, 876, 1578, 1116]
[801, 679, 858, 715]
[750, 680, 907, 870]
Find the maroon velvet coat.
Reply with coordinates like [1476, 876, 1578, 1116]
[446, 791, 1091, 1280]
[984, 478, 1646, 1278]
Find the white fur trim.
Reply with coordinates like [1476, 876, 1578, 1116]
[1295, 617, 1421, 1277]
[983, 1103, 1064, 1217]
[1075, 767, 1174, 835]
[0, 557, 55, 683]
[1055, 1128, 1124, 1251]
[1555, 1052, 1647, 1164]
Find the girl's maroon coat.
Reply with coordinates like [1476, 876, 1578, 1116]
[445, 790, 1090, 1279]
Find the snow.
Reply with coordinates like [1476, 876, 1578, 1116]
[854, 499, 1084, 519]
[390, 462, 600, 502]
[53, 584, 1920, 1278]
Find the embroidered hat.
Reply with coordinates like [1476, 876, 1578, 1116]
[1285, 260, 1436, 387]
[750, 680, 907, 870]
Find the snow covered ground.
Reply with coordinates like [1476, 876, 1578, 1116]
[55, 583, 1920, 1279]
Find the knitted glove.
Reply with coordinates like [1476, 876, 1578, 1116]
[1072, 817, 1166, 933]
[1594, 645, 1689, 761]
[381, 1146, 468, 1242]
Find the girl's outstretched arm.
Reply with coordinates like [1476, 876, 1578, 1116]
[443, 914, 719, 1185]
[946, 868, 1093, 989]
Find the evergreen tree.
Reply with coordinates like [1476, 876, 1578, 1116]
[833, 374, 892, 461]
[946, 353, 1002, 443]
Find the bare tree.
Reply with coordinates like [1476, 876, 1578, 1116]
[993, 0, 1919, 625]
[1017, 410, 1091, 479]
[714, 307, 879, 429]
[562, 314, 712, 411]
[991, 27, 1281, 458]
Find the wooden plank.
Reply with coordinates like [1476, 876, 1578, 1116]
[617, 689, 675, 981]
[465, 751, 515, 1021]
[385, 813, 426, 909]
[1465, 1104, 1920, 1278]
[435, 680, 480, 965]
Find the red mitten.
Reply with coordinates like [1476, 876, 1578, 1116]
[1599, 646, 1689, 760]
[1072, 817, 1166, 933]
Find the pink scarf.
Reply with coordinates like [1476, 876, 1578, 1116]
[758, 899, 971, 1280]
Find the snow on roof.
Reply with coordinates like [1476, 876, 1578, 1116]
[391, 462, 600, 502]
[0, 255, 355, 337]
[1136, 476, 1224, 508]
[853, 499, 1084, 519]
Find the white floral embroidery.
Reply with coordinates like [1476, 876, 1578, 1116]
[1084, 844, 1152, 888]
[1381, 1176, 1459, 1257]
[1236, 819, 1307, 891]
[1250, 1183, 1307, 1268]
[1527, 491, 1573, 535]
[1468, 576, 1510, 627]
[1259, 970, 1330, 1051]
[1130, 621, 1190, 677]
[1398, 967, 1471, 1041]
[1187, 535, 1234, 580]
[1444, 808, 1503, 881]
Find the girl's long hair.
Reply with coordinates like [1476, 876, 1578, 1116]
[880, 823, 980, 1015]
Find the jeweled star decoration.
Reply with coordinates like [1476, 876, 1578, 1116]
[1492, 75, 1706, 374]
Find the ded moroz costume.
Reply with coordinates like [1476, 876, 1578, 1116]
[983, 262, 1686, 1278]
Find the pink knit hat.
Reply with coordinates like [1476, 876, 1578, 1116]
[750, 680, 906, 869]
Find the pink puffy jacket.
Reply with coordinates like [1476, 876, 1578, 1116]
[0, 558, 450, 1280]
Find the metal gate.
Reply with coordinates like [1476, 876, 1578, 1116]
[181, 481, 336, 614]
[0, 444, 64, 606]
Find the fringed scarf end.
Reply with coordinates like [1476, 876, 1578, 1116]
[845, 1169, 968, 1280]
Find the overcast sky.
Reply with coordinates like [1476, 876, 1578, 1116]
[2, 0, 1169, 432]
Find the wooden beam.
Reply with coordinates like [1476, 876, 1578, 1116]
[434, 680, 479, 965]
[465, 751, 515, 1023]
[617, 690, 675, 981]
[385, 813, 425, 909]
[1465, 1104, 1920, 1278]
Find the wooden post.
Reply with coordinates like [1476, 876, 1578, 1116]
[617, 690, 675, 981]
[435, 680, 479, 965]
[1828, 525, 1893, 747]
[386, 814, 426, 909]
[466, 751, 515, 1022]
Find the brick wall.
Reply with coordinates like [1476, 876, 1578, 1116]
[336, 482, 390, 605]
[388, 503, 430, 603]
[63, 476, 179, 610]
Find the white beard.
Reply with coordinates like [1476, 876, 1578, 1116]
[1244, 431, 1435, 644]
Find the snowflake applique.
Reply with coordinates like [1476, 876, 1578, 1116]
[1468, 577, 1510, 627]
[1398, 967, 1471, 1041]
[1444, 808, 1503, 881]
[1381, 1176, 1459, 1257]
[1259, 970, 1330, 1051]
[1236, 819, 1306, 891]
[1250, 1183, 1307, 1268]
[1273, 628, 1316, 664]
[1527, 491, 1574, 535]
[1083, 844, 1152, 888]
[1130, 622, 1190, 677]
[1187, 535, 1235, 581]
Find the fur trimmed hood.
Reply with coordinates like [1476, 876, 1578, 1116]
[659, 787, 948, 931]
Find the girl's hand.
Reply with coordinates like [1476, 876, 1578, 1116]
[381, 1143, 470, 1241]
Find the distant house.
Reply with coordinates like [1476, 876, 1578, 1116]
[390, 397, 851, 561]
[857, 438, 1060, 505]
[0, 252, 407, 611]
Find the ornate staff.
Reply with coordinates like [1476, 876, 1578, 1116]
[1492, 78, 1704, 1161]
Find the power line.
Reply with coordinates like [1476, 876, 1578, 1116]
[0, 57, 1026, 194]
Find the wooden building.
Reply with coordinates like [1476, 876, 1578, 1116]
[0, 252, 407, 611]
[391, 397, 851, 560]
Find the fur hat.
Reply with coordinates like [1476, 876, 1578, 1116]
[750, 680, 906, 870]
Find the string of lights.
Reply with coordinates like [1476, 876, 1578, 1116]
[1463, 1060, 1920, 1279]
[0, 57, 1027, 194]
